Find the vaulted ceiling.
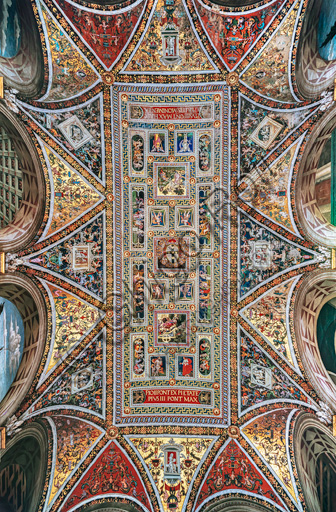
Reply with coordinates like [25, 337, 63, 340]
[0, 1, 336, 512]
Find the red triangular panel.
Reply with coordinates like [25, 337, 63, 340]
[194, 0, 285, 71]
[61, 440, 151, 511]
[195, 439, 285, 510]
[55, 0, 147, 69]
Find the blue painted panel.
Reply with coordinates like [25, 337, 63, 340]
[0, 0, 21, 59]
[318, 0, 336, 61]
[0, 298, 24, 403]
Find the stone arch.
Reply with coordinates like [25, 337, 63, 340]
[295, 104, 336, 247]
[0, 105, 46, 252]
[293, 269, 336, 412]
[294, 413, 336, 512]
[70, 0, 140, 8]
[198, 496, 276, 512]
[207, 0, 263, 6]
[0, 421, 49, 512]
[74, 499, 146, 512]
[295, 0, 336, 99]
[0, 0, 44, 98]
[0, 273, 47, 424]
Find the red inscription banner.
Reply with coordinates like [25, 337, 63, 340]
[132, 388, 212, 405]
[129, 104, 213, 121]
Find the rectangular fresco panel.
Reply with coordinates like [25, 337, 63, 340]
[113, 86, 229, 424]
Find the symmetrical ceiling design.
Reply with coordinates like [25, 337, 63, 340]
[1, 0, 336, 511]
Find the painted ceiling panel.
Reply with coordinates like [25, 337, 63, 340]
[0, 0, 335, 511]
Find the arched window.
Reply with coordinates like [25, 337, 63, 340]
[0, 106, 45, 252]
[295, 414, 336, 512]
[296, 106, 336, 247]
[205, 0, 262, 6]
[195, 496, 278, 512]
[0, 297, 24, 403]
[70, 0, 140, 7]
[0, 275, 47, 423]
[295, 0, 336, 99]
[0, 423, 48, 512]
[316, 453, 336, 511]
[0, 0, 43, 98]
[315, 132, 333, 225]
[74, 501, 146, 512]
[294, 270, 336, 411]
[316, 295, 336, 385]
[317, 0, 336, 62]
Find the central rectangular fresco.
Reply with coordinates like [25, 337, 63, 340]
[112, 85, 230, 425]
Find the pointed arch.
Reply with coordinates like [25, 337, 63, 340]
[294, 269, 336, 412]
[206, 0, 266, 7]
[0, 105, 46, 252]
[197, 496, 280, 512]
[295, 0, 336, 99]
[0, 273, 47, 424]
[73, 501, 148, 512]
[294, 413, 336, 512]
[0, 0, 44, 98]
[295, 104, 336, 247]
[0, 421, 49, 512]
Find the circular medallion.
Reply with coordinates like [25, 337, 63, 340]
[102, 73, 115, 85]
[107, 426, 119, 439]
[228, 425, 240, 438]
[227, 72, 239, 87]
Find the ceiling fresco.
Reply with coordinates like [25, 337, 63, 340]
[1, 0, 336, 511]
